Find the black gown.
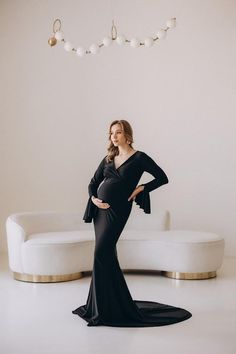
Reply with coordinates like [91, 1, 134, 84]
[72, 150, 192, 327]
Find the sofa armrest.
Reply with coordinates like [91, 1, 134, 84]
[5, 212, 85, 273]
[6, 216, 27, 272]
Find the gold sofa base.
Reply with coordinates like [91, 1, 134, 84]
[123, 269, 217, 280]
[13, 269, 217, 283]
[162, 271, 217, 280]
[13, 271, 83, 283]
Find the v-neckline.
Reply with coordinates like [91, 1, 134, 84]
[113, 150, 139, 170]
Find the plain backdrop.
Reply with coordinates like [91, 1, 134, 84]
[0, 0, 235, 255]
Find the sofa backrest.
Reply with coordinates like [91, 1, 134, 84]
[125, 209, 170, 231]
[8, 212, 83, 236]
[8, 209, 170, 236]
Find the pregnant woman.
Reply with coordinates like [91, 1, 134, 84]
[72, 119, 192, 327]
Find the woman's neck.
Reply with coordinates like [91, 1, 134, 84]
[117, 146, 135, 156]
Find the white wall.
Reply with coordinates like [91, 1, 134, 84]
[1, 0, 235, 255]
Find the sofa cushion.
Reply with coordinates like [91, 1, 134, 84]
[26, 230, 94, 244]
[25, 229, 223, 245]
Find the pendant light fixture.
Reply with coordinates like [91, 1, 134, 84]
[48, 17, 176, 57]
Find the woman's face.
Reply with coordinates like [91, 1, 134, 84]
[110, 123, 128, 147]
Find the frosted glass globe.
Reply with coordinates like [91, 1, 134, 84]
[116, 35, 126, 45]
[130, 38, 140, 48]
[157, 29, 166, 39]
[166, 18, 176, 29]
[64, 42, 73, 51]
[144, 37, 154, 47]
[55, 31, 63, 41]
[89, 44, 99, 54]
[103, 37, 112, 47]
[76, 47, 86, 57]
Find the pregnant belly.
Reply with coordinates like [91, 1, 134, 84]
[97, 178, 128, 206]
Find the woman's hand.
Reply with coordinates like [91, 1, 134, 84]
[128, 185, 144, 202]
[91, 196, 110, 209]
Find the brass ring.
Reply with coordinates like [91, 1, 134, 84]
[53, 18, 62, 33]
[111, 20, 117, 40]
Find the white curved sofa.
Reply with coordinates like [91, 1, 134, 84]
[6, 210, 225, 282]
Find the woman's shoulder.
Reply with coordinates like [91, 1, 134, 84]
[137, 150, 158, 163]
[102, 154, 110, 165]
[137, 150, 148, 158]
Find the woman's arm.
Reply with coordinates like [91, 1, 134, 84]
[88, 156, 107, 197]
[133, 153, 168, 214]
[140, 152, 169, 192]
[83, 156, 108, 222]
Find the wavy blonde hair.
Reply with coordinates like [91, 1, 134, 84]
[106, 120, 134, 163]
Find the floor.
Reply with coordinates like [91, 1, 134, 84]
[1, 253, 236, 354]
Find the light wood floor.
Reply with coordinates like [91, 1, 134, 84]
[1, 253, 235, 354]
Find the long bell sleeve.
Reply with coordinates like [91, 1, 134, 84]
[135, 152, 169, 214]
[83, 156, 106, 223]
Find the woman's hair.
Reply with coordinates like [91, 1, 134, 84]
[106, 120, 134, 162]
